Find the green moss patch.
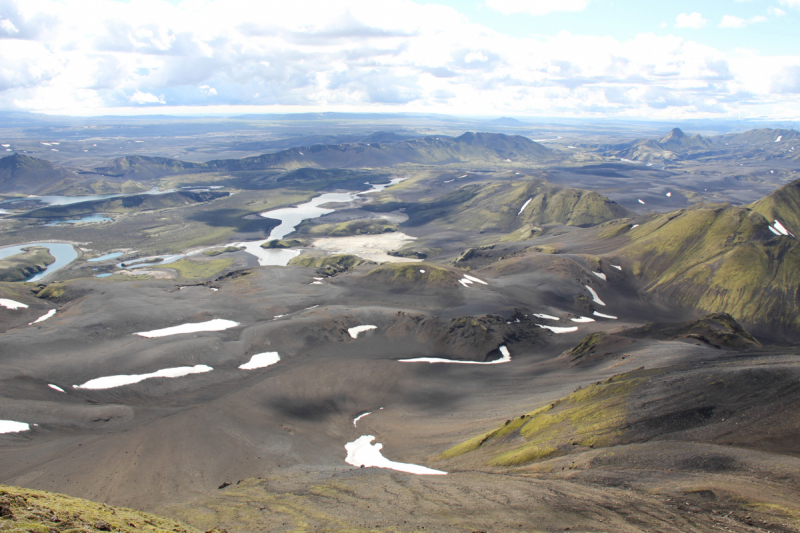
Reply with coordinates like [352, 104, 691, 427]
[152, 258, 233, 279]
[0, 484, 201, 533]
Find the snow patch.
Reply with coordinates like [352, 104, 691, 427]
[0, 420, 29, 434]
[348, 325, 377, 339]
[776, 136, 783, 142]
[585, 285, 606, 306]
[239, 352, 280, 370]
[631, 224, 639, 229]
[611, 265, 622, 271]
[666, 192, 672, 197]
[570, 317, 595, 323]
[353, 412, 371, 427]
[536, 324, 578, 334]
[458, 279, 471, 287]
[48, 384, 65, 393]
[593, 311, 618, 319]
[769, 226, 782, 236]
[638, 199, 645, 204]
[773, 220, 790, 236]
[463, 274, 488, 285]
[345, 435, 447, 475]
[592, 272, 606, 281]
[134, 319, 239, 338]
[0, 299, 28, 310]
[533, 313, 559, 321]
[400, 345, 510, 365]
[518, 198, 532, 216]
[29, 309, 56, 325]
[73, 364, 213, 390]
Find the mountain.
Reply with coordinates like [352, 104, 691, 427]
[207, 132, 553, 170]
[370, 179, 633, 233]
[603, 127, 712, 162]
[23, 190, 229, 218]
[0, 153, 69, 193]
[90, 155, 207, 180]
[750, 178, 800, 236]
[599, 183, 800, 337]
[714, 128, 800, 146]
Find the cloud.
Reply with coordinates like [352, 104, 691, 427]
[778, 0, 800, 9]
[772, 66, 800, 94]
[769, 7, 787, 16]
[485, 0, 590, 16]
[675, 12, 707, 29]
[719, 15, 767, 28]
[129, 91, 165, 104]
[0, 0, 796, 120]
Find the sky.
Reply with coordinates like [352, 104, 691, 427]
[0, 0, 798, 119]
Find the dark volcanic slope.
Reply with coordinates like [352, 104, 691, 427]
[0, 153, 70, 194]
[207, 131, 553, 170]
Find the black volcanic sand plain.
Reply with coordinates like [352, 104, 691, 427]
[1, 125, 800, 532]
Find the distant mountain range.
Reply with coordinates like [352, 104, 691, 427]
[596, 127, 799, 163]
[0, 132, 553, 195]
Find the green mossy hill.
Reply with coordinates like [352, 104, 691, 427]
[612, 203, 800, 335]
[560, 331, 637, 366]
[0, 154, 67, 194]
[203, 246, 244, 256]
[43, 179, 148, 196]
[152, 258, 233, 279]
[362, 263, 459, 288]
[751, 177, 800, 236]
[93, 155, 207, 180]
[23, 190, 229, 218]
[0, 247, 55, 282]
[622, 313, 760, 350]
[35, 282, 67, 301]
[439, 369, 653, 466]
[261, 239, 304, 249]
[393, 179, 631, 233]
[0, 484, 201, 533]
[289, 254, 374, 276]
[294, 218, 397, 237]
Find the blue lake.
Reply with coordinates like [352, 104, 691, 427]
[45, 214, 113, 226]
[88, 252, 124, 262]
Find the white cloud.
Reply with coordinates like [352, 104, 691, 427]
[0, 19, 19, 35]
[676, 12, 707, 29]
[485, 0, 590, 16]
[778, 0, 800, 9]
[719, 15, 768, 28]
[0, 0, 795, 120]
[129, 91, 165, 104]
[769, 7, 787, 16]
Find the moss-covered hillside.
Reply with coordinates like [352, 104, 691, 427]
[0, 484, 203, 533]
[377, 179, 631, 234]
[609, 202, 800, 335]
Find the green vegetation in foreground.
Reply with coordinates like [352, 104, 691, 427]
[0, 484, 202, 533]
[202, 246, 244, 256]
[294, 217, 397, 237]
[289, 254, 373, 276]
[0, 247, 55, 282]
[151, 258, 233, 279]
[261, 238, 304, 249]
[440, 369, 651, 466]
